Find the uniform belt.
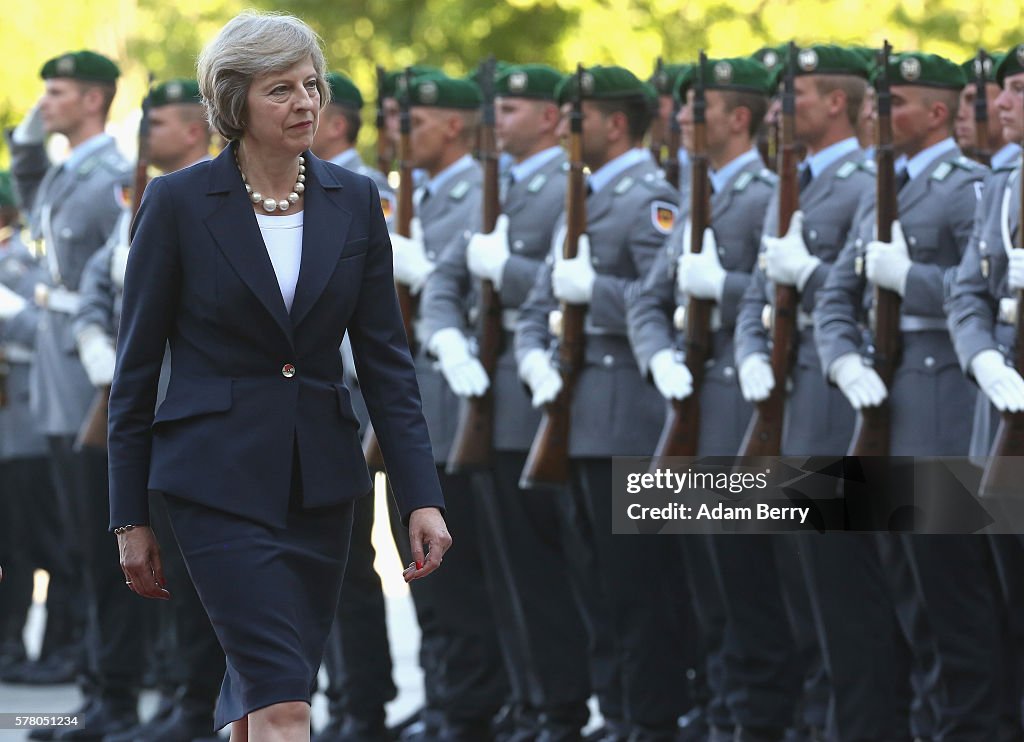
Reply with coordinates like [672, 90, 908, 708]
[35, 284, 81, 315]
[897, 315, 948, 332]
[673, 304, 722, 333]
[0, 343, 33, 364]
[546, 309, 628, 339]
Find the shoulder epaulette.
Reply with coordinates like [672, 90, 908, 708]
[448, 179, 470, 201]
[952, 155, 984, 171]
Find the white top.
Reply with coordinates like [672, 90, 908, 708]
[256, 210, 304, 312]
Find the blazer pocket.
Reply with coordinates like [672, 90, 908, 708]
[334, 383, 359, 423]
[154, 378, 233, 425]
[339, 237, 369, 261]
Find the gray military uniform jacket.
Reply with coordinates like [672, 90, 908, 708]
[816, 145, 984, 455]
[628, 154, 775, 455]
[410, 156, 483, 463]
[7, 134, 129, 435]
[947, 165, 1020, 457]
[420, 149, 567, 452]
[0, 233, 47, 459]
[734, 145, 873, 455]
[515, 151, 680, 457]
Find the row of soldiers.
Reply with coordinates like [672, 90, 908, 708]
[1, 36, 1024, 742]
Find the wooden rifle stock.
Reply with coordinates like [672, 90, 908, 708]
[363, 68, 417, 470]
[740, 43, 800, 457]
[651, 51, 713, 466]
[375, 65, 393, 177]
[448, 58, 501, 473]
[664, 95, 682, 191]
[76, 76, 153, 451]
[520, 65, 588, 490]
[969, 50, 992, 167]
[849, 41, 900, 457]
[980, 133, 1024, 495]
[649, 58, 666, 167]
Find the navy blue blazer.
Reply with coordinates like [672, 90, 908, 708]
[108, 145, 444, 529]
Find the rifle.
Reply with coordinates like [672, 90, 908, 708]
[375, 65, 393, 176]
[980, 124, 1024, 494]
[739, 42, 800, 456]
[362, 68, 417, 470]
[76, 76, 154, 451]
[663, 85, 682, 191]
[519, 64, 588, 490]
[848, 41, 900, 457]
[969, 50, 992, 167]
[649, 51, 713, 467]
[447, 57, 501, 473]
[649, 58, 666, 167]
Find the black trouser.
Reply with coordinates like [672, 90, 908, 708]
[322, 490, 396, 724]
[472, 451, 590, 727]
[48, 435, 149, 701]
[149, 492, 224, 711]
[562, 458, 688, 733]
[0, 458, 39, 654]
[390, 467, 508, 728]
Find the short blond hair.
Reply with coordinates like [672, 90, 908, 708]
[197, 11, 329, 141]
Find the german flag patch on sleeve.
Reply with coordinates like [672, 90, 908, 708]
[379, 192, 396, 223]
[651, 201, 678, 235]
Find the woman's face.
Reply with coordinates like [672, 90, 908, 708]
[244, 55, 320, 156]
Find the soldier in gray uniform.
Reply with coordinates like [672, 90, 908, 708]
[732, 46, 876, 742]
[956, 52, 1022, 171]
[947, 46, 1024, 738]
[310, 70, 397, 742]
[0, 171, 53, 676]
[627, 57, 778, 741]
[387, 71, 508, 742]
[6, 50, 143, 741]
[72, 79, 226, 742]
[515, 65, 688, 742]
[418, 63, 592, 742]
[815, 52, 1004, 740]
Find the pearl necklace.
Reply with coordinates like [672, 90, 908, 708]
[236, 152, 306, 212]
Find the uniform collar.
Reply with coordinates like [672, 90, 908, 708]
[902, 137, 957, 181]
[992, 142, 1022, 171]
[510, 145, 562, 183]
[803, 136, 860, 179]
[423, 153, 475, 197]
[329, 148, 362, 170]
[588, 148, 651, 194]
[710, 148, 761, 193]
[63, 133, 114, 173]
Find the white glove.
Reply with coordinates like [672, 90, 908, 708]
[76, 324, 116, 387]
[0, 284, 27, 320]
[1008, 249, 1024, 292]
[649, 348, 693, 400]
[971, 348, 1024, 412]
[518, 348, 563, 408]
[762, 211, 821, 290]
[738, 353, 775, 402]
[830, 352, 887, 409]
[677, 225, 726, 301]
[111, 243, 130, 290]
[428, 327, 489, 398]
[12, 102, 45, 145]
[866, 220, 913, 296]
[467, 214, 511, 289]
[391, 218, 433, 293]
[552, 233, 596, 304]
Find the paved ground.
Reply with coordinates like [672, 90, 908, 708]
[0, 479, 425, 740]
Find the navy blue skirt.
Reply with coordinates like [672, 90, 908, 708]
[164, 491, 354, 730]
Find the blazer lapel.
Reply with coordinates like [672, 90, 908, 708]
[203, 145, 294, 345]
[290, 153, 352, 327]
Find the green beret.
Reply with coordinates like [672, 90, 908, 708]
[791, 44, 871, 78]
[41, 50, 119, 83]
[0, 171, 15, 209]
[874, 51, 965, 89]
[495, 64, 563, 100]
[961, 53, 1003, 86]
[407, 72, 482, 109]
[752, 45, 788, 73]
[995, 45, 1024, 86]
[147, 79, 201, 108]
[381, 65, 442, 99]
[649, 63, 692, 96]
[326, 72, 363, 108]
[676, 57, 774, 97]
[555, 65, 656, 106]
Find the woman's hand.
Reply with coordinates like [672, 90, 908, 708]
[118, 526, 170, 600]
[404, 507, 452, 583]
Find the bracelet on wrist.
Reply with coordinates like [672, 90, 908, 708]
[113, 524, 140, 535]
